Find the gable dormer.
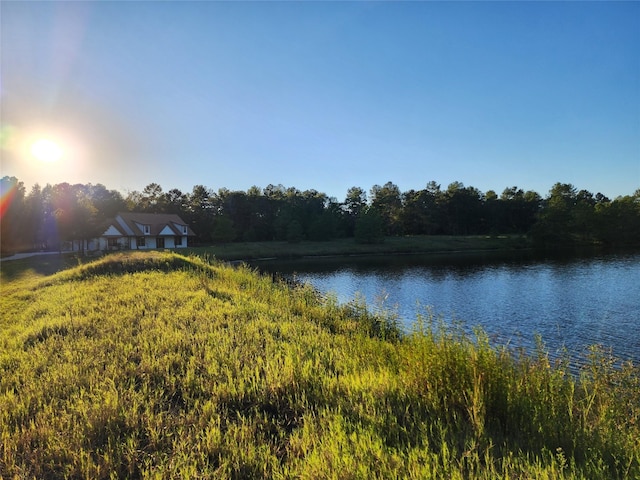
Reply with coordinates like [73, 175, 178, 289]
[134, 222, 151, 235]
[171, 222, 188, 235]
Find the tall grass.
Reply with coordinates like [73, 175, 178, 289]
[1, 251, 638, 479]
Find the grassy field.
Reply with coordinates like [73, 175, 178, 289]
[184, 234, 532, 261]
[1, 251, 638, 479]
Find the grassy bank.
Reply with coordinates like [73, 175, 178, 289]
[0, 253, 81, 286]
[186, 234, 531, 261]
[1, 252, 638, 479]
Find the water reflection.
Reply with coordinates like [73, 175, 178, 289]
[255, 251, 640, 365]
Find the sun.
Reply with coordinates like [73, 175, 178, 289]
[30, 138, 63, 163]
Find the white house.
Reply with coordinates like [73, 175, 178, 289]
[85, 212, 196, 252]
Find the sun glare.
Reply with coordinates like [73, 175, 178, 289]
[30, 138, 63, 163]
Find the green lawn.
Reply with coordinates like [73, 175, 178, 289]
[185, 234, 531, 261]
[1, 251, 638, 479]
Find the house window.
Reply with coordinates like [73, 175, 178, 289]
[144, 225, 150, 234]
[175, 236, 182, 246]
[182, 225, 187, 234]
[138, 236, 146, 247]
[108, 238, 118, 248]
[157, 237, 165, 248]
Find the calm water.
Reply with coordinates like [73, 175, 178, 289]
[255, 251, 640, 365]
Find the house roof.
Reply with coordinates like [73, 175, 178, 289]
[105, 212, 196, 237]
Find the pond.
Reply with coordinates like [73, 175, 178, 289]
[254, 250, 640, 366]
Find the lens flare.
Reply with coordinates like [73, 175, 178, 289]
[0, 179, 18, 219]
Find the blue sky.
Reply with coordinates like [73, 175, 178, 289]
[2, 1, 638, 201]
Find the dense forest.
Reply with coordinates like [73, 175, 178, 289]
[1, 176, 639, 253]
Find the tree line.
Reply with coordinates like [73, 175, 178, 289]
[1, 176, 639, 253]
